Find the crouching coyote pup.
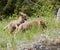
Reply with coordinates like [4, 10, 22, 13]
[3, 12, 28, 33]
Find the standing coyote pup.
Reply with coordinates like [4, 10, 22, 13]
[15, 21, 32, 34]
[15, 20, 39, 35]
[3, 12, 28, 33]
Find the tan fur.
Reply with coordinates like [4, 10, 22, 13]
[3, 12, 28, 33]
[15, 18, 47, 35]
[15, 20, 39, 34]
[15, 21, 32, 34]
[31, 20, 39, 25]
[31, 18, 47, 29]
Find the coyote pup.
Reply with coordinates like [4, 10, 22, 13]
[3, 12, 28, 33]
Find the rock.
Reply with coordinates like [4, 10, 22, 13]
[50, 46, 57, 50]
[57, 47, 60, 50]
[7, 40, 13, 50]
[57, 8, 60, 21]
[34, 34, 51, 45]
[49, 36, 60, 46]
[0, 38, 7, 48]
[17, 40, 24, 50]
[53, 37, 60, 45]
[16, 34, 60, 50]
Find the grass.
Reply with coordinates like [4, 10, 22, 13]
[0, 17, 60, 49]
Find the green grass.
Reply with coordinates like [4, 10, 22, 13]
[0, 17, 60, 40]
[0, 17, 60, 49]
